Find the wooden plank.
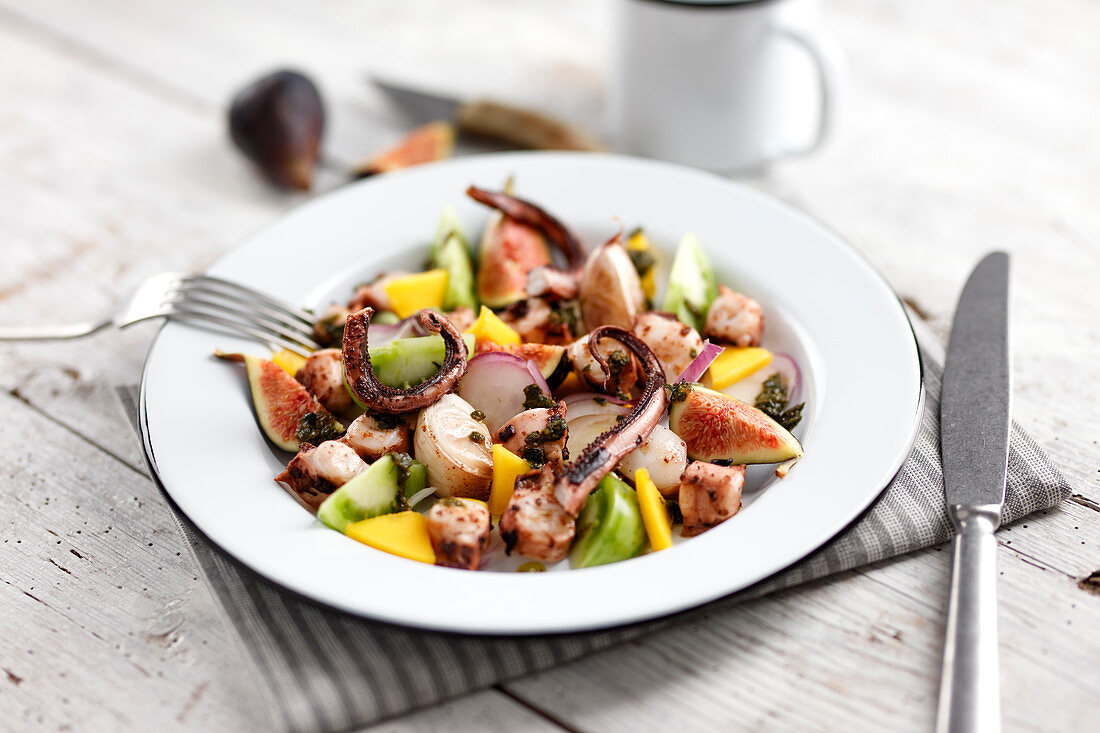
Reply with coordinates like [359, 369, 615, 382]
[1, 0, 1095, 507]
[0, 386, 555, 732]
[0, 16, 558, 732]
[0, 388, 269, 730]
[362, 692, 564, 733]
[0, 0, 606, 164]
[0, 1, 1096, 732]
[503, 544, 1100, 732]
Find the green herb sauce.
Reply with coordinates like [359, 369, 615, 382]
[627, 247, 656, 279]
[754, 373, 804, 430]
[294, 411, 344, 445]
[366, 410, 404, 430]
[524, 416, 566, 446]
[522, 384, 556, 410]
[666, 382, 694, 403]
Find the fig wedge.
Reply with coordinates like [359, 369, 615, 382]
[473, 182, 553, 308]
[354, 121, 455, 178]
[216, 351, 342, 452]
[668, 385, 802, 464]
[228, 70, 324, 191]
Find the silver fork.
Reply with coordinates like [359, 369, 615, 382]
[0, 272, 320, 356]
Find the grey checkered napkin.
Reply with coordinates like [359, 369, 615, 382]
[117, 319, 1070, 733]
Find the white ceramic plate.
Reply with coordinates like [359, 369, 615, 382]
[139, 152, 922, 635]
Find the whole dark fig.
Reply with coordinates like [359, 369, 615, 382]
[229, 70, 324, 191]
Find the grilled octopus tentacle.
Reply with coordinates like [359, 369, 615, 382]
[342, 306, 468, 414]
[466, 186, 587, 271]
[555, 326, 668, 515]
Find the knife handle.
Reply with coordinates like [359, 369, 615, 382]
[936, 504, 1002, 733]
[456, 100, 607, 152]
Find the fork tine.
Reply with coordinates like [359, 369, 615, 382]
[175, 282, 318, 341]
[166, 307, 315, 357]
[169, 298, 319, 350]
[169, 292, 320, 348]
[182, 275, 316, 325]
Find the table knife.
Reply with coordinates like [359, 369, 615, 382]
[936, 251, 1012, 733]
[371, 76, 607, 152]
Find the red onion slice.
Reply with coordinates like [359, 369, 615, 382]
[772, 353, 802, 403]
[562, 392, 631, 408]
[676, 340, 723, 383]
[468, 351, 551, 393]
[457, 352, 550, 434]
[368, 316, 421, 348]
[562, 392, 631, 422]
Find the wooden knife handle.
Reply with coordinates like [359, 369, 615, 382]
[456, 100, 607, 152]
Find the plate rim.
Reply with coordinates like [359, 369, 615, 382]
[137, 151, 924, 634]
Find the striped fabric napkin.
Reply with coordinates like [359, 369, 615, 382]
[116, 315, 1070, 732]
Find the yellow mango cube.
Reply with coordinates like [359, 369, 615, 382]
[627, 229, 657, 299]
[383, 269, 448, 318]
[708, 346, 772, 389]
[634, 468, 672, 552]
[489, 444, 531, 516]
[271, 348, 308, 376]
[467, 305, 521, 347]
[345, 511, 436, 564]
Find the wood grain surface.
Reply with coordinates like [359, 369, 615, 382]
[0, 0, 1096, 731]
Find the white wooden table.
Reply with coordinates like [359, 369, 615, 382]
[1, 1, 1097, 730]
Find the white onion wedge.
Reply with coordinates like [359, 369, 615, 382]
[414, 394, 493, 500]
[565, 414, 687, 494]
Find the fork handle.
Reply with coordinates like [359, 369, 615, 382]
[0, 320, 112, 341]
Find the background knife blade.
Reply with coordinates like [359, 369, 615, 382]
[372, 76, 607, 152]
[374, 77, 461, 122]
[940, 251, 1012, 511]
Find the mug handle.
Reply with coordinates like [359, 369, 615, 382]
[771, 25, 845, 158]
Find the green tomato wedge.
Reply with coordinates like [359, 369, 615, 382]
[431, 204, 470, 260]
[318, 454, 406, 532]
[661, 233, 718, 332]
[345, 333, 476, 405]
[403, 459, 428, 498]
[434, 232, 479, 311]
[571, 473, 648, 569]
[372, 311, 400, 326]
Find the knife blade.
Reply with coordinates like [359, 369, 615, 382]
[371, 76, 607, 153]
[935, 251, 1011, 733]
[941, 251, 1012, 510]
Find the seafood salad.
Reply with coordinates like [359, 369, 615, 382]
[218, 182, 806, 571]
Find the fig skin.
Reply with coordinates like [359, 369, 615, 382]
[229, 70, 324, 191]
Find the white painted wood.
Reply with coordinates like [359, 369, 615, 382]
[0, 12, 544, 732]
[362, 694, 563, 733]
[0, 0, 1096, 731]
[504, 503, 1100, 732]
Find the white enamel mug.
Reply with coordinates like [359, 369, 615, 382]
[610, 0, 844, 172]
